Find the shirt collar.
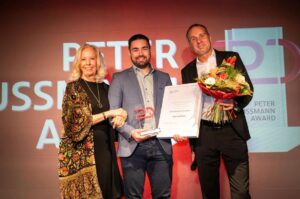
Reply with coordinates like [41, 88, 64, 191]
[196, 49, 216, 65]
[133, 64, 154, 76]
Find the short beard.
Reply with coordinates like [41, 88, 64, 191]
[134, 62, 149, 69]
[131, 57, 150, 69]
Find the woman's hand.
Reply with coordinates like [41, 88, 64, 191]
[111, 115, 126, 129]
[115, 108, 128, 119]
[92, 108, 128, 126]
[108, 108, 127, 119]
[109, 108, 128, 128]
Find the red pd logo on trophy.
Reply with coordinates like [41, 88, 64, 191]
[134, 106, 160, 136]
[134, 107, 155, 121]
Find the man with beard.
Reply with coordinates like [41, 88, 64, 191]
[109, 34, 183, 199]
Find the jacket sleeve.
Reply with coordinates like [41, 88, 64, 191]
[108, 74, 135, 141]
[181, 66, 197, 152]
[167, 74, 172, 86]
[181, 67, 190, 84]
[61, 82, 93, 142]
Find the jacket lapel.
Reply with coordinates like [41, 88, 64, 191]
[189, 59, 198, 83]
[215, 49, 225, 66]
[153, 70, 159, 111]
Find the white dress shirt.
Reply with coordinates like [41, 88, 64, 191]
[196, 50, 217, 120]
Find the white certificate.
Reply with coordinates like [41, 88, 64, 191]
[157, 83, 202, 138]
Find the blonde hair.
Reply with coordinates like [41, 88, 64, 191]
[70, 43, 107, 82]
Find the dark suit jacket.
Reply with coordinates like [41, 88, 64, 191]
[181, 49, 253, 150]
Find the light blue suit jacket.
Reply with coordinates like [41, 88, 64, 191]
[108, 67, 172, 157]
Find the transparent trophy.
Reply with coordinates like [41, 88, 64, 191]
[133, 105, 160, 136]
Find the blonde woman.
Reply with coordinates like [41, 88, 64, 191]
[58, 44, 126, 199]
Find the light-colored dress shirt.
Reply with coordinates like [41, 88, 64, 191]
[196, 50, 217, 120]
[133, 65, 156, 129]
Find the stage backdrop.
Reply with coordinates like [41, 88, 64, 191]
[0, 1, 299, 198]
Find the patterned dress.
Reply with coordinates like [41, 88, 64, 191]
[58, 80, 122, 199]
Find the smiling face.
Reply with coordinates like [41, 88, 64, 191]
[187, 26, 213, 61]
[129, 39, 151, 69]
[79, 47, 97, 81]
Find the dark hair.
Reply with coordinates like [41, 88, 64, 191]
[128, 34, 151, 49]
[186, 24, 210, 40]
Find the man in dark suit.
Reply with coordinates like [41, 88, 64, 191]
[109, 34, 184, 199]
[181, 24, 253, 199]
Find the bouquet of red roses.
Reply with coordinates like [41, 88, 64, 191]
[197, 56, 253, 124]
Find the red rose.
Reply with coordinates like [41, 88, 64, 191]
[219, 73, 228, 79]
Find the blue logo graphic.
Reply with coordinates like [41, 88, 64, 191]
[225, 27, 300, 152]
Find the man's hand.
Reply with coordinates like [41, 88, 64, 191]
[218, 99, 234, 111]
[190, 151, 197, 171]
[219, 102, 234, 111]
[131, 129, 155, 142]
[173, 134, 188, 142]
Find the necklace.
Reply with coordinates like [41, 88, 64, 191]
[83, 79, 103, 109]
